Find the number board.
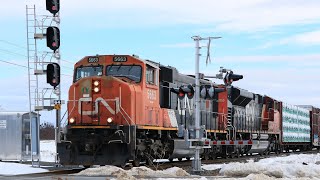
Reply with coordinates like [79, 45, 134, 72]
[113, 56, 127, 62]
[0, 120, 6, 129]
[88, 57, 99, 63]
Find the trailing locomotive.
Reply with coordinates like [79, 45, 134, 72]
[57, 54, 320, 167]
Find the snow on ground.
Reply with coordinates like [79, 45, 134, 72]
[203, 153, 320, 179]
[40, 140, 56, 162]
[0, 140, 54, 176]
[0, 162, 48, 175]
[76, 165, 190, 179]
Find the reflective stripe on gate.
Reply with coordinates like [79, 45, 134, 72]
[211, 140, 253, 145]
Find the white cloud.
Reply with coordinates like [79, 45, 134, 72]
[257, 30, 320, 49]
[213, 54, 320, 64]
[3, 0, 320, 33]
[280, 30, 320, 45]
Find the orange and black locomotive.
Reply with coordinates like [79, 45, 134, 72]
[57, 54, 320, 167]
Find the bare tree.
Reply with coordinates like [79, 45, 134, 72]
[40, 122, 55, 140]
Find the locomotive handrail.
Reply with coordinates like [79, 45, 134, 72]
[68, 86, 76, 118]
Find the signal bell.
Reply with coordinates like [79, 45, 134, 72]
[46, 0, 60, 15]
[46, 26, 60, 52]
[46, 63, 60, 88]
[224, 71, 243, 85]
[171, 84, 194, 100]
[200, 85, 225, 99]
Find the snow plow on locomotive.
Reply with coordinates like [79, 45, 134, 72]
[57, 54, 320, 167]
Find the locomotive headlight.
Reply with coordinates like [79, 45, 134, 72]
[69, 117, 75, 124]
[94, 87, 100, 93]
[93, 80, 99, 86]
[107, 117, 113, 123]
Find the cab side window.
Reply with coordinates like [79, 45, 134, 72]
[146, 65, 155, 85]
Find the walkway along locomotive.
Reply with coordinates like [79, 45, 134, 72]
[57, 54, 320, 167]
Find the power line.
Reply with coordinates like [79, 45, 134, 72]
[0, 47, 73, 70]
[0, 59, 72, 77]
[0, 39, 75, 65]
[61, 74, 73, 77]
[61, 59, 74, 64]
[0, 39, 27, 50]
[0, 48, 73, 71]
[0, 48, 27, 57]
[0, 59, 29, 68]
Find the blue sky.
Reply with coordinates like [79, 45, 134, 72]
[0, 0, 320, 123]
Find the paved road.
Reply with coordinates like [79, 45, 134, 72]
[0, 175, 110, 180]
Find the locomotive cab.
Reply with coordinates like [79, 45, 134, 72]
[58, 55, 162, 166]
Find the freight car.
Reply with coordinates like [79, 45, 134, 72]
[57, 54, 319, 167]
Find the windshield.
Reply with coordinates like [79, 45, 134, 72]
[106, 65, 142, 83]
[75, 65, 103, 82]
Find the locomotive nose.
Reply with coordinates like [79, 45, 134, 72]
[70, 77, 122, 125]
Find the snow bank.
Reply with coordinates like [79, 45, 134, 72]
[202, 163, 224, 170]
[40, 140, 56, 162]
[215, 153, 320, 178]
[0, 162, 48, 175]
[76, 165, 190, 178]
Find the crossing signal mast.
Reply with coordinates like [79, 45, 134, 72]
[26, 0, 62, 166]
[189, 36, 244, 173]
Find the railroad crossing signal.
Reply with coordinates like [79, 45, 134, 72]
[171, 84, 194, 100]
[224, 71, 243, 85]
[200, 85, 225, 99]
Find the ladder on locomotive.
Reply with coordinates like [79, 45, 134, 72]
[226, 107, 235, 140]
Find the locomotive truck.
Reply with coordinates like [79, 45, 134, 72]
[57, 54, 320, 167]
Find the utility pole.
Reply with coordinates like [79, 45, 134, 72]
[191, 35, 221, 173]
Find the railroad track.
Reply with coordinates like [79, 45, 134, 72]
[146, 149, 320, 173]
[7, 168, 85, 178]
[6, 149, 319, 179]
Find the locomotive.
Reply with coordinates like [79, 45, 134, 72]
[57, 54, 320, 167]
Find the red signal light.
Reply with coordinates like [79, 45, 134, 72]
[46, 26, 60, 51]
[46, 0, 60, 15]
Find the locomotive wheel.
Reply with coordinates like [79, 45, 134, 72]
[132, 158, 141, 167]
[178, 158, 183, 161]
[229, 153, 235, 159]
[186, 157, 191, 161]
[146, 157, 154, 165]
[119, 160, 127, 168]
[235, 151, 240, 158]
[169, 158, 173, 162]
[203, 154, 210, 160]
[210, 153, 217, 160]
